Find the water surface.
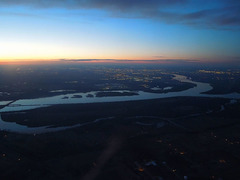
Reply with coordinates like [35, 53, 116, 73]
[0, 74, 239, 134]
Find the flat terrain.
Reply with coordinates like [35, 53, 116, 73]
[1, 97, 240, 180]
[1, 64, 240, 179]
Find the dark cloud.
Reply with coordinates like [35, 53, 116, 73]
[141, 5, 240, 29]
[0, 0, 186, 9]
[60, 59, 116, 62]
[1, 0, 240, 29]
[60, 58, 200, 64]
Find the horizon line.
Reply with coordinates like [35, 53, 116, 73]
[0, 58, 239, 65]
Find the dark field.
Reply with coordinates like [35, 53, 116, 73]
[1, 97, 240, 180]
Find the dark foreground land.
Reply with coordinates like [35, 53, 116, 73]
[1, 97, 240, 180]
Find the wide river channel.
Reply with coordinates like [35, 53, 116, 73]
[0, 74, 240, 134]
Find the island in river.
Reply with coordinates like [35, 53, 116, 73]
[95, 91, 139, 97]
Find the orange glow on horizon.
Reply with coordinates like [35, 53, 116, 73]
[0, 56, 220, 65]
[0, 58, 192, 65]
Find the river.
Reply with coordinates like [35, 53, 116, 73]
[0, 74, 239, 134]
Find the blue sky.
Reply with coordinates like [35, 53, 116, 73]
[0, 0, 240, 63]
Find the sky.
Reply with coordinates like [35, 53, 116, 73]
[0, 0, 240, 63]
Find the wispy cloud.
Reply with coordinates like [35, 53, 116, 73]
[152, 56, 165, 58]
[0, 0, 239, 29]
